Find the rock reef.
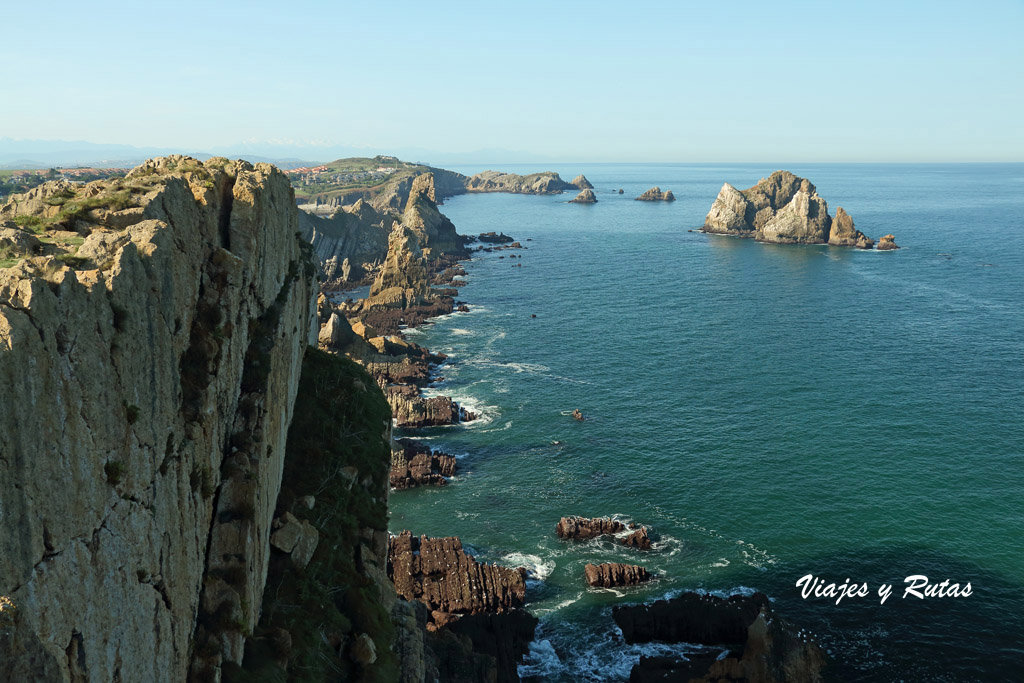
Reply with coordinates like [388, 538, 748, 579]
[702, 170, 877, 248]
[636, 186, 675, 201]
[556, 516, 625, 539]
[584, 563, 652, 587]
[614, 592, 827, 682]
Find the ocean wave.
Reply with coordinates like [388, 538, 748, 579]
[501, 552, 555, 583]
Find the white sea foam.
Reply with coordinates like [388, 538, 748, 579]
[502, 552, 555, 582]
[451, 328, 474, 336]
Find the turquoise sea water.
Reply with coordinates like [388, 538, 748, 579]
[387, 164, 1024, 682]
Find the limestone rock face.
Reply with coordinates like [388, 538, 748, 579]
[0, 156, 317, 682]
[584, 563, 651, 587]
[828, 206, 874, 248]
[465, 170, 576, 194]
[704, 182, 751, 232]
[401, 173, 466, 258]
[570, 188, 598, 203]
[298, 199, 391, 288]
[759, 190, 831, 244]
[636, 187, 676, 202]
[571, 174, 594, 189]
[614, 592, 828, 682]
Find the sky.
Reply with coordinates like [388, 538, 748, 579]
[2, 0, 1023, 163]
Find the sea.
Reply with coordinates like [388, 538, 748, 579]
[386, 163, 1024, 682]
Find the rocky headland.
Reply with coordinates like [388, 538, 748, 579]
[464, 170, 577, 195]
[636, 186, 675, 201]
[702, 170, 884, 248]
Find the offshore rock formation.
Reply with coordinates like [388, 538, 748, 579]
[570, 188, 598, 203]
[465, 170, 577, 194]
[571, 174, 594, 189]
[621, 526, 652, 550]
[584, 563, 651, 587]
[877, 234, 900, 250]
[703, 170, 875, 248]
[614, 592, 827, 682]
[828, 206, 874, 248]
[0, 156, 318, 681]
[636, 186, 676, 201]
[556, 516, 625, 540]
[391, 439, 457, 489]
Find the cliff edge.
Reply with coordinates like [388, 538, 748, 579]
[0, 155, 318, 681]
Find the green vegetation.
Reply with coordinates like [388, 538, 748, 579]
[124, 402, 141, 425]
[290, 155, 427, 203]
[104, 460, 126, 486]
[229, 349, 396, 683]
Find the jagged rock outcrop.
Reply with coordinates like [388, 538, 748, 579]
[556, 516, 625, 540]
[877, 234, 900, 250]
[388, 532, 528, 624]
[571, 174, 594, 190]
[584, 563, 651, 587]
[614, 592, 827, 682]
[827, 206, 874, 248]
[621, 526, 652, 550]
[477, 231, 515, 244]
[299, 199, 392, 288]
[636, 186, 675, 201]
[388, 391, 475, 428]
[702, 171, 877, 248]
[391, 439, 457, 489]
[465, 170, 576, 195]
[401, 173, 467, 258]
[0, 155, 318, 682]
[570, 188, 598, 204]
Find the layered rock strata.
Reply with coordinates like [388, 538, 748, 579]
[464, 170, 576, 194]
[0, 155, 318, 681]
[390, 439, 457, 489]
[584, 563, 652, 587]
[702, 170, 875, 248]
[556, 516, 625, 539]
[614, 592, 828, 682]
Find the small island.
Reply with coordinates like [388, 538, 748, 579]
[636, 186, 675, 202]
[569, 188, 597, 203]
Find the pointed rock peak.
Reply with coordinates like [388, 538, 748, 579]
[406, 172, 437, 210]
[571, 174, 594, 190]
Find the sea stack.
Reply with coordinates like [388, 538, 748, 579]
[636, 186, 675, 202]
[702, 170, 875, 248]
[571, 174, 594, 189]
[570, 188, 598, 203]
[877, 234, 900, 250]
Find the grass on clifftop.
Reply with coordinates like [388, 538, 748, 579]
[227, 348, 396, 683]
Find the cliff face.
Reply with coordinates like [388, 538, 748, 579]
[299, 199, 392, 287]
[0, 156, 318, 681]
[703, 171, 873, 247]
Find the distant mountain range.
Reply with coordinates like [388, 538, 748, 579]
[0, 138, 555, 170]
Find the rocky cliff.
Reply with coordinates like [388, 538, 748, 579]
[703, 171, 876, 248]
[0, 156, 318, 681]
[299, 199, 392, 288]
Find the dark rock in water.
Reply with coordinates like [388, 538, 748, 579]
[390, 439, 457, 489]
[584, 562, 651, 587]
[531, 314, 537, 318]
[621, 526, 652, 550]
[570, 188, 598, 204]
[388, 531, 528, 618]
[618, 188, 624, 194]
[571, 174, 594, 190]
[614, 592, 828, 683]
[428, 609, 538, 683]
[636, 187, 676, 202]
[571, 408, 586, 421]
[457, 304, 470, 312]
[478, 231, 515, 244]
[877, 233, 900, 250]
[556, 515, 625, 540]
[828, 206, 874, 248]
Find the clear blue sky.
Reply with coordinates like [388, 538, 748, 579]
[3, 0, 1022, 162]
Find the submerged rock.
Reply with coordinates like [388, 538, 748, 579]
[636, 186, 676, 202]
[570, 188, 598, 204]
[584, 562, 651, 587]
